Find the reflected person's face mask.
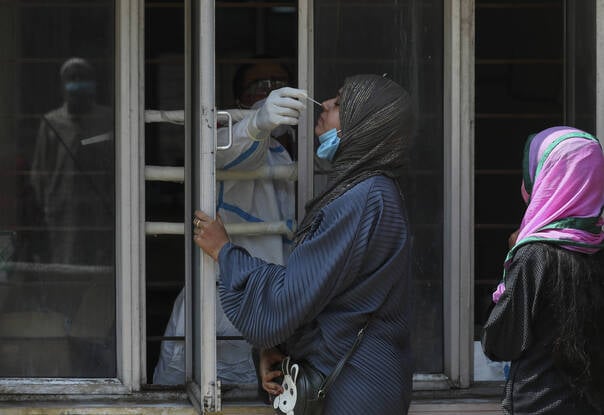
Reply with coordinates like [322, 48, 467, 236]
[64, 81, 96, 95]
[316, 128, 341, 161]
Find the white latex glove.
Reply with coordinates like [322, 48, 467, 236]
[247, 87, 307, 139]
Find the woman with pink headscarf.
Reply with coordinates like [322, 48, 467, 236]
[482, 126, 604, 414]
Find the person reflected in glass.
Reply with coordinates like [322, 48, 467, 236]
[482, 126, 604, 414]
[30, 57, 115, 377]
[31, 57, 114, 266]
[153, 62, 305, 395]
[194, 74, 415, 414]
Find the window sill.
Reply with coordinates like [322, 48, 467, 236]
[221, 383, 504, 415]
[0, 383, 504, 415]
[0, 392, 195, 415]
[222, 399, 502, 415]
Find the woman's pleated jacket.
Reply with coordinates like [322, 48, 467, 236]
[218, 175, 413, 414]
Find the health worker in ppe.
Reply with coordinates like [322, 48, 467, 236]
[28, 57, 115, 377]
[153, 62, 305, 394]
[31, 57, 114, 267]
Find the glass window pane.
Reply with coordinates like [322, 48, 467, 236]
[314, 0, 444, 373]
[0, 1, 116, 378]
[565, 0, 596, 132]
[144, 0, 186, 385]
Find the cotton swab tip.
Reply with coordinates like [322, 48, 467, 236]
[304, 95, 323, 108]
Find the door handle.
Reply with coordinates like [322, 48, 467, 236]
[216, 110, 233, 150]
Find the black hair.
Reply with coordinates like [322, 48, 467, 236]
[546, 245, 604, 407]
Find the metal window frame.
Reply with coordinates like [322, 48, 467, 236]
[441, 0, 475, 389]
[296, 0, 475, 392]
[185, 2, 314, 410]
[298, 0, 476, 391]
[0, 0, 477, 399]
[298, 0, 314, 220]
[6, 0, 601, 400]
[185, 0, 219, 412]
[0, 0, 143, 394]
[118, 0, 144, 391]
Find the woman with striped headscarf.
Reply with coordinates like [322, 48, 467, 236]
[482, 126, 604, 414]
[194, 74, 415, 414]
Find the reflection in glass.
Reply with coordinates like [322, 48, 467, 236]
[0, 1, 115, 378]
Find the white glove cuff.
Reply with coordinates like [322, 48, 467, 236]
[246, 111, 270, 141]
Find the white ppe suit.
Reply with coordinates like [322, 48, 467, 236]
[152, 109, 295, 386]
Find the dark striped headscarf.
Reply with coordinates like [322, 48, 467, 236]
[295, 74, 414, 244]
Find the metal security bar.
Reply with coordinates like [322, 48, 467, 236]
[144, 108, 297, 238]
[145, 164, 298, 182]
[144, 108, 253, 124]
[145, 221, 295, 237]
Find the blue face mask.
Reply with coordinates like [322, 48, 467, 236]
[64, 81, 96, 94]
[316, 128, 341, 161]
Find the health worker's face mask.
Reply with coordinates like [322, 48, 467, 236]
[316, 128, 341, 161]
[64, 81, 96, 95]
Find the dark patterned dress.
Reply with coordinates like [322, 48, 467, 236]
[482, 243, 603, 414]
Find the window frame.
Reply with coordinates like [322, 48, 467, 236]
[0, 0, 143, 394]
[297, 0, 474, 391]
[1, 0, 480, 400]
[155, 0, 604, 401]
[185, 0, 478, 402]
[185, 0, 219, 411]
[442, 0, 475, 389]
[5, 0, 604, 403]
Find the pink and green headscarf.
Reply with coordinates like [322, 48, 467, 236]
[493, 126, 604, 303]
